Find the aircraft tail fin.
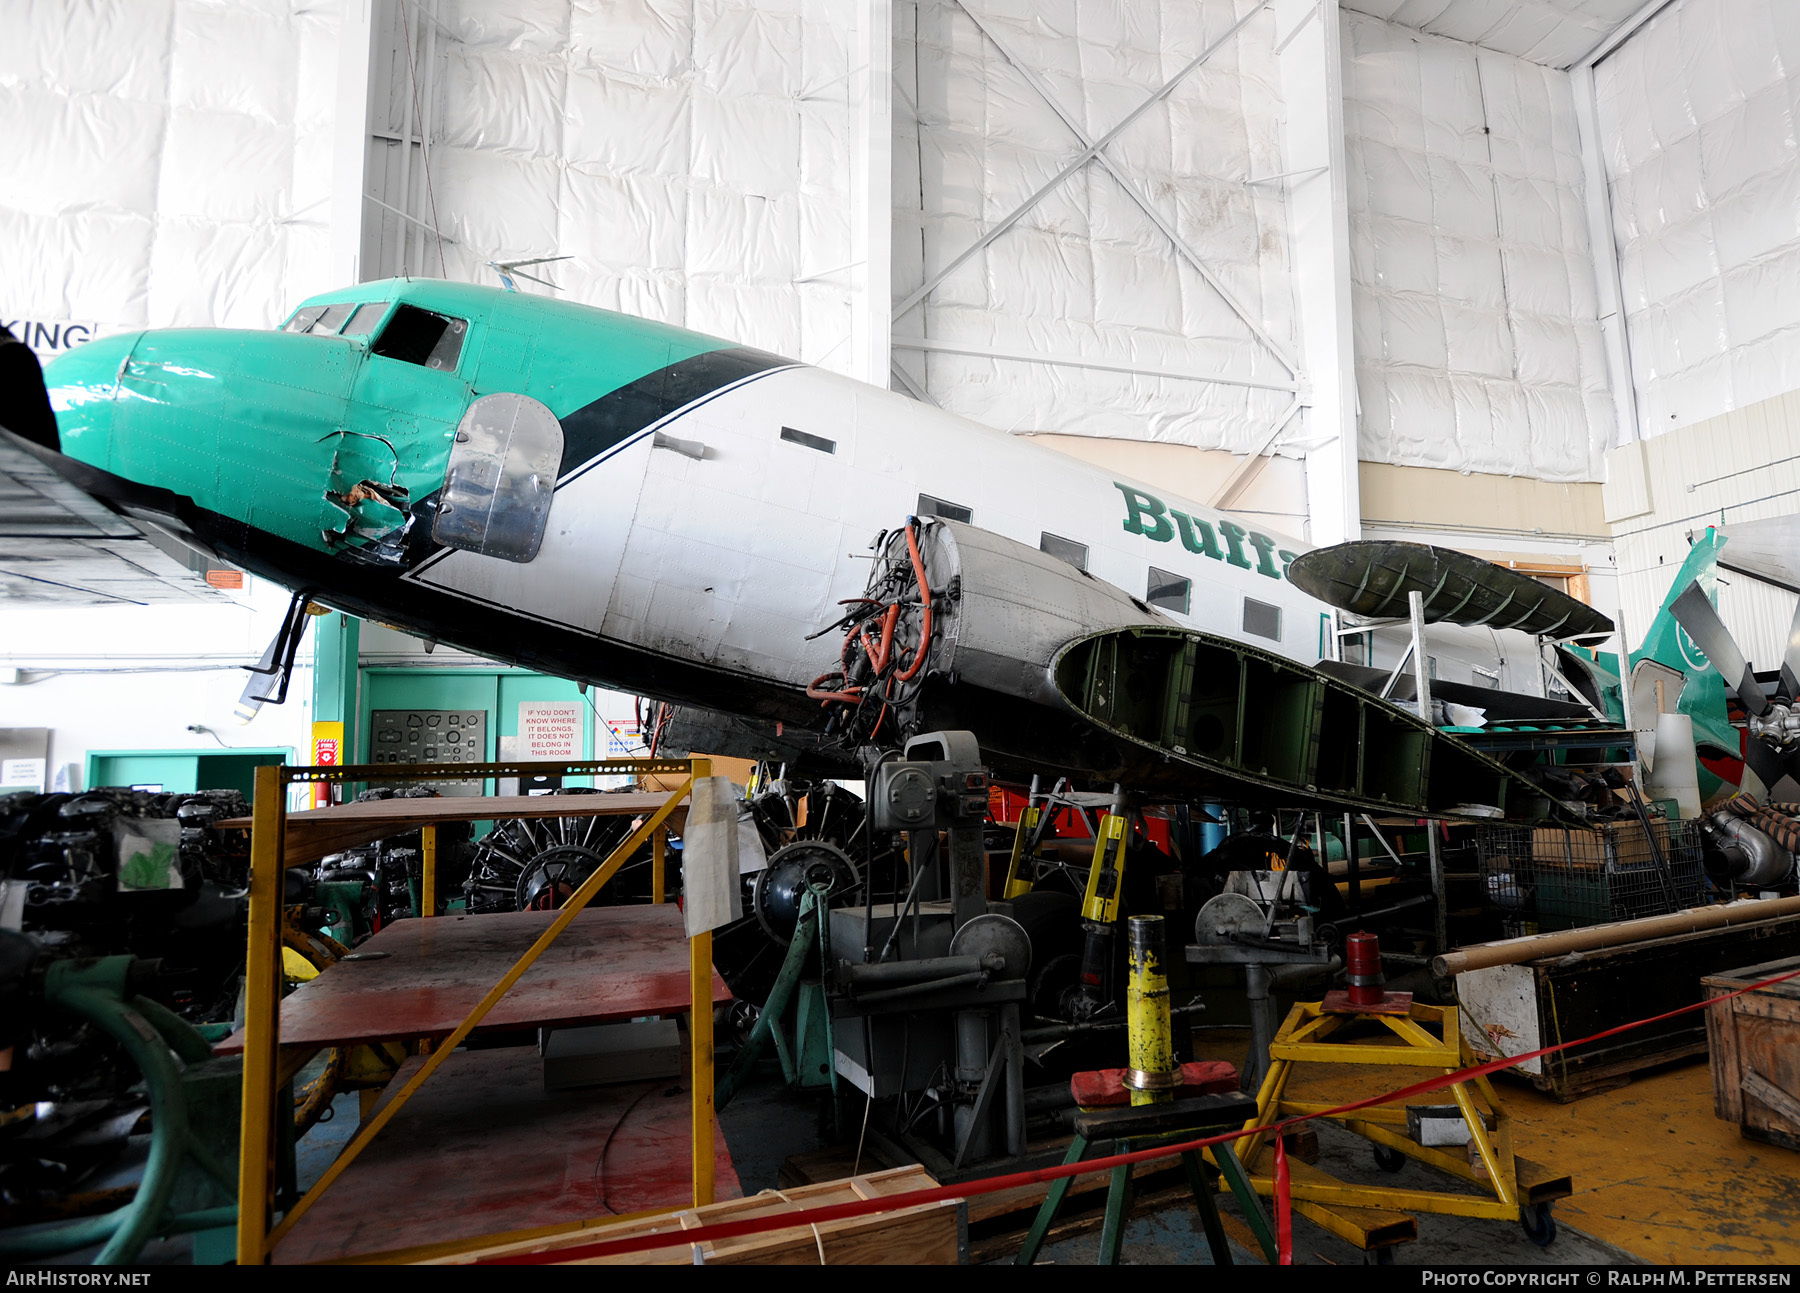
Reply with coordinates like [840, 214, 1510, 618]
[1632, 528, 1726, 684]
[1631, 527, 1744, 799]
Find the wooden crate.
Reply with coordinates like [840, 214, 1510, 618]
[426, 1165, 957, 1265]
[1703, 954, 1800, 1151]
[1457, 913, 1800, 1101]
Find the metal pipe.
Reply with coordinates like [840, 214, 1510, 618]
[715, 899, 818, 1111]
[1124, 915, 1176, 1105]
[1432, 896, 1800, 977]
[1020, 1002, 1206, 1043]
[851, 969, 987, 1006]
[844, 954, 996, 989]
[1001, 1002, 1025, 1157]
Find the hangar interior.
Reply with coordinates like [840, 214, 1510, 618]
[6, 0, 1800, 1269]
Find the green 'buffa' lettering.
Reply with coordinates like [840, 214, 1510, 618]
[1116, 483, 1173, 542]
[1172, 510, 1223, 559]
[1247, 530, 1280, 579]
[1216, 520, 1253, 571]
[1115, 482, 1289, 582]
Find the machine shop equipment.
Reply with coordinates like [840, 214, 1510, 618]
[1189, 869, 1337, 1092]
[0, 932, 243, 1265]
[827, 730, 1035, 1172]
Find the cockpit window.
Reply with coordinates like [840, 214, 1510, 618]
[340, 302, 389, 337]
[433, 393, 563, 563]
[312, 303, 354, 335]
[372, 304, 467, 372]
[281, 303, 372, 336]
[283, 305, 326, 333]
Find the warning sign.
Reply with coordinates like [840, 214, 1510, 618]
[518, 702, 585, 760]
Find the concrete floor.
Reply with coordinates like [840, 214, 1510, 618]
[19, 1036, 1794, 1265]
[708, 1060, 1642, 1266]
[1025, 1117, 1636, 1266]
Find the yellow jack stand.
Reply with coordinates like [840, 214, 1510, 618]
[1232, 997, 1572, 1255]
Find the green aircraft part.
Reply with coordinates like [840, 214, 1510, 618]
[1568, 528, 1739, 800]
[41, 278, 742, 558]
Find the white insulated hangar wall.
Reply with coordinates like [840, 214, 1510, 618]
[2, 2, 1800, 632]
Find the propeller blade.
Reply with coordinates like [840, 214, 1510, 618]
[1670, 582, 1768, 717]
[1781, 594, 1800, 704]
[233, 631, 283, 723]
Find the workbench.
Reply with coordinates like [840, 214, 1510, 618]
[218, 790, 685, 867]
[217, 904, 728, 1055]
[233, 757, 722, 1264]
[273, 1046, 742, 1263]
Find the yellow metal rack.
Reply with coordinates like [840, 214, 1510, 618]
[1232, 997, 1572, 1250]
[233, 756, 711, 1265]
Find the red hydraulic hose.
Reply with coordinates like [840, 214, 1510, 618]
[893, 522, 934, 683]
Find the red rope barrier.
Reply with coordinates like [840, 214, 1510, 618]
[475, 961, 1800, 1265]
[1272, 1134, 1293, 1265]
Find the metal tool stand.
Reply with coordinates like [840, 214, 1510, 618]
[234, 756, 712, 1265]
[1188, 885, 1336, 1093]
[1015, 1094, 1271, 1266]
[1236, 996, 1572, 1253]
[1018, 916, 1277, 1266]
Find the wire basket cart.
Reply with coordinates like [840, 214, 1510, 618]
[1477, 818, 1708, 932]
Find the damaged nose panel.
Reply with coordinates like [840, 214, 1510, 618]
[318, 430, 414, 564]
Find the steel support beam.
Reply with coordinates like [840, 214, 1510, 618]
[330, 0, 377, 283]
[851, 0, 894, 386]
[890, 336, 1299, 394]
[953, 0, 1298, 377]
[1275, 0, 1360, 546]
[891, 2, 1270, 323]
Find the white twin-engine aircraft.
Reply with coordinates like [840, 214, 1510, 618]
[22, 278, 1580, 812]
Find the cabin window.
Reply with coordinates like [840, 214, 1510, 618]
[780, 426, 835, 454]
[1147, 567, 1190, 614]
[917, 494, 972, 523]
[341, 302, 390, 337]
[373, 304, 468, 372]
[1243, 597, 1281, 641]
[1040, 532, 1088, 571]
[433, 392, 564, 563]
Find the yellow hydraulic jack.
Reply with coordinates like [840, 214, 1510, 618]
[1232, 932, 1571, 1259]
[1017, 916, 1277, 1265]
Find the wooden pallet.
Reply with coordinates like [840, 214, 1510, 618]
[781, 1131, 1261, 1264]
[424, 1165, 957, 1265]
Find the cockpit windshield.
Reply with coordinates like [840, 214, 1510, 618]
[281, 301, 391, 339]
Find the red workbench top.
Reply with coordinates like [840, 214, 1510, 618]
[273, 1045, 742, 1263]
[217, 903, 730, 1053]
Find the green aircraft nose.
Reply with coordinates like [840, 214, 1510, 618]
[42, 330, 141, 463]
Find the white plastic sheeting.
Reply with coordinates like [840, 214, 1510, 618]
[1341, 0, 1647, 69]
[895, 0, 1298, 451]
[1595, 0, 1800, 439]
[1345, 12, 1612, 482]
[400, 0, 859, 372]
[0, 0, 341, 335]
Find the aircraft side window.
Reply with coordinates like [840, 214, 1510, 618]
[1243, 597, 1282, 641]
[373, 304, 468, 372]
[340, 302, 390, 337]
[433, 392, 564, 563]
[917, 493, 972, 523]
[1147, 567, 1190, 614]
[780, 426, 835, 453]
[1040, 532, 1088, 571]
